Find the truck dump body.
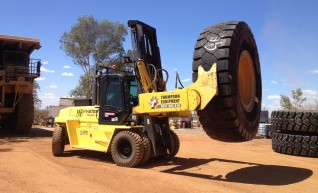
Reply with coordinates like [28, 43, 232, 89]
[0, 35, 41, 54]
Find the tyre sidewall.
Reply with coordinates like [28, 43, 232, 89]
[234, 23, 262, 135]
[112, 132, 138, 166]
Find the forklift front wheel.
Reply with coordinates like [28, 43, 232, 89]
[167, 130, 180, 159]
[111, 131, 145, 167]
[140, 134, 152, 164]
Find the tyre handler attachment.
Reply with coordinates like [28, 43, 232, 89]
[133, 60, 218, 117]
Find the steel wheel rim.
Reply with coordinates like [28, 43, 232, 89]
[117, 140, 132, 159]
[238, 50, 256, 113]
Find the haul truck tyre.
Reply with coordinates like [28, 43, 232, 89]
[192, 21, 262, 142]
[52, 126, 65, 156]
[10, 94, 34, 134]
[271, 110, 318, 134]
[272, 132, 318, 157]
[111, 131, 145, 167]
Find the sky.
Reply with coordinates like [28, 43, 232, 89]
[1, 0, 318, 112]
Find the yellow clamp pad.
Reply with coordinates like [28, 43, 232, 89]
[185, 64, 218, 110]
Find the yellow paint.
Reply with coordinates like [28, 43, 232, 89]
[185, 64, 218, 110]
[136, 59, 157, 92]
[133, 64, 218, 116]
[55, 106, 143, 153]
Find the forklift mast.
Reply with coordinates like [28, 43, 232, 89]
[128, 20, 165, 92]
[128, 20, 172, 156]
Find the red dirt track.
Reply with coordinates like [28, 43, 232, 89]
[0, 127, 317, 193]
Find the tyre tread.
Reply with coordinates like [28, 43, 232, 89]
[272, 132, 318, 157]
[52, 127, 65, 156]
[271, 110, 318, 134]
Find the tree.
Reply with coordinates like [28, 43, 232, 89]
[60, 15, 127, 98]
[292, 88, 307, 109]
[33, 80, 42, 109]
[280, 88, 306, 110]
[280, 95, 293, 110]
[69, 73, 92, 99]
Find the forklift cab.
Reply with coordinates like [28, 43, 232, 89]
[98, 74, 138, 125]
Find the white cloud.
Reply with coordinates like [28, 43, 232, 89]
[271, 81, 278, 84]
[63, 65, 71, 69]
[42, 93, 55, 99]
[303, 90, 318, 101]
[268, 95, 281, 100]
[182, 78, 191, 82]
[42, 61, 48, 65]
[61, 72, 74, 76]
[49, 84, 58, 89]
[39, 93, 60, 108]
[282, 81, 305, 87]
[172, 68, 177, 71]
[41, 66, 55, 73]
[262, 100, 281, 113]
[35, 77, 46, 81]
[303, 89, 317, 96]
[308, 70, 318, 74]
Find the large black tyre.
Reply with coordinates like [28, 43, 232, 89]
[52, 127, 65, 156]
[8, 94, 34, 134]
[271, 110, 318, 134]
[192, 21, 262, 142]
[167, 129, 180, 158]
[140, 134, 152, 164]
[111, 131, 145, 167]
[272, 132, 318, 157]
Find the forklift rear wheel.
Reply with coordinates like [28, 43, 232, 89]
[192, 21, 262, 142]
[52, 126, 65, 156]
[111, 131, 145, 167]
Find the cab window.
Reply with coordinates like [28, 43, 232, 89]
[105, 77, 123, 109]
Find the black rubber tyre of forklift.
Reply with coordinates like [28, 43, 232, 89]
[272, 132, 318, 158]
[52, 126, 65, 156]
[192, 21, 262, 142]
[111, 131, 145, 167]
[271, 110, 318, 134]
[8, 94, 34, 134]
[167, 129, 180, 159]
[140, 134, 152, 164]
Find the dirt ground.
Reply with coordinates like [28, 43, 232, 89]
[0, 127, 317, 193]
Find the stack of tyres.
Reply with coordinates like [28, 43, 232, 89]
[271, 111, 318, 157]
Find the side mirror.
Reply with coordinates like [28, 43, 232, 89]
[122, 56, 132, 63]
[36, 61, 41, 74]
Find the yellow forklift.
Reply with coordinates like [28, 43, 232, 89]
[53, 20, 262, 167]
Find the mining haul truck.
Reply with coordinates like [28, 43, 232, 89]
[53, 20, 262, 167]
[0, 35, 41, 133]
